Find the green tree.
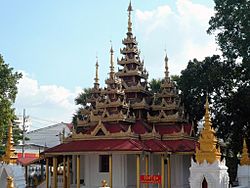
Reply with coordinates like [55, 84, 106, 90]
[72, 88, 92, 128]
[178, 55, 235, 122]
[0, 54, 22, 155]
[149, 78, 162, 94]
[207, 0, 250, 64]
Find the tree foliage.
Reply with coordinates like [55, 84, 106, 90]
[0, 54, 22, 155]
[72, 88, 92, 127]
[149, 79, 162, 94]
[208, 0, 250, 64]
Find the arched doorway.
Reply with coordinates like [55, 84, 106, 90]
[202, 177, 208, 188]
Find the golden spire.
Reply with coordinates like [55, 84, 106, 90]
[127, 0, 133, 33]
[195, 96, 221, 164]
[109, 43, 115, 79]
[164, 51, 169, 81]
[240, 138, 250, 165]
[3, 120, 18, 164]
[94, 56, 99, 88]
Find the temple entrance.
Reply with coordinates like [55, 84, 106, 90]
[202, 178, 208, 188]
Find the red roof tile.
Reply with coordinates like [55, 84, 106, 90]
[44, 139, 148, 154]
[44, 138, 196, 154]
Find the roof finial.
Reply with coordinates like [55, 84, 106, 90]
[240, 138, 250, 165]
[127, 0, 133, 33]
[109, 40, 115, 79]
[2, 120, 17, 164]
[164, 50, 169, 81]
[94, 56, 99, 87]
[204, 96, 211, 130]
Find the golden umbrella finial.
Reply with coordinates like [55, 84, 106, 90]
[127, 0, 133, 33]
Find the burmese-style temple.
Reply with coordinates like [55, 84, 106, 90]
[43, 2, 196, 188]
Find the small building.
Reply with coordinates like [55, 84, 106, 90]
[44, 2, 196, 188]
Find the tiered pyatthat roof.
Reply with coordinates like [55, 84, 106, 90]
[86, 57, 102, 106]
[90, 46, 135, 123]
[45, 1, 196, 157]
[2, 121, 18, 164]
[74, 1, 194, 143]
[147, 53, 186, 123]
[195, 97, 221, 164]
[77, 58, 102, 126]
[116, 2, 152, 119]
[240, 138, 250, 165]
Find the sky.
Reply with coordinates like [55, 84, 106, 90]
[0, 0, 220, 129]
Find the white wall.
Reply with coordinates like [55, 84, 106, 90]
[171, 154, 191, 188]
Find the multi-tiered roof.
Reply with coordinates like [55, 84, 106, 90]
[117, 2, 152, 119]
[90, 46, 135, 123]
[148, 53, 186, 123]
[45, 2, 196, 155]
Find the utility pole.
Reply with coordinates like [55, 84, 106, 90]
[22, 109, 25, 158]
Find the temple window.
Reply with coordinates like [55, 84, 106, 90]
[99, 155, 109, 172]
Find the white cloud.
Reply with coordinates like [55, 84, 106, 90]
[14, 71, 79, 127]
[134, 0, 219, 78]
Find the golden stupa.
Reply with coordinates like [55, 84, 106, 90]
[240, 138, 250, 165]
[195, 97, 221, 164]
[2, 120, 18, 164]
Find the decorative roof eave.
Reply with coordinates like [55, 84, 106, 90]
[90, 110, 135, 123]
[117, 56, 141, 66]
[96, 98, 128, 109]
[77, 118, 90, 126]
[141, 126, 161, 140]
[72, 124, 139, 140]
[122, 37, 137, 45]
[147, 111, 187, 123]
[160, 82, 173, 88]
[122, 82, 151, 94]
[91, 121, 110, 136]
[120, 47, 138, 55]
[79, 108, 91, 115]
[131, 98, 150, 110]
[90, 87, 102, 94]
[156, 92, 176, 98]
[116, 69, 148, 79]
[101, 88, 124, 95]
[151, 102, 179, 111]
[160, 125, 188, 138]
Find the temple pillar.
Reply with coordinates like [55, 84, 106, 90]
[53, 157, 58, 188]
[145, 154, 149, 188]
[136, 154, 140, 188]
[67, 156, 70, 188]
[25, 166, 28, 184]
[76, 155, 80, 188]
[161, 154, 165, 188]
[46, 158, 49, 188]
[109, 154, 113, 188]
[63, 156, 66, 188]
[167, 154, 171, 188]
